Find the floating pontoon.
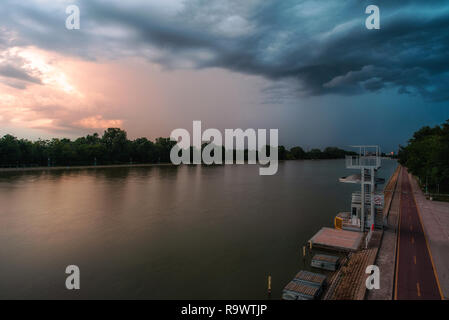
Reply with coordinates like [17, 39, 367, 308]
[309, 227, 363, 252]
[311, 254, 340, 271]
[282, 271, 327, 300]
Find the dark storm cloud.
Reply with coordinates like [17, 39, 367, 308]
[0, 48, 43, 88]
[1, 0, 449, 101]
[0, 63, 42, 85]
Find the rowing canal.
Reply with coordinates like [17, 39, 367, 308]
[0, 159, 397, 299]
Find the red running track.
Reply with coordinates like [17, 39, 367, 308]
[395, 169, 442, 299]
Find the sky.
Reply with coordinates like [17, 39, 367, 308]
[0, 0, 448, 152]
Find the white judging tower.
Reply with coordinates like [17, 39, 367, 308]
[337, 146, 384, 232]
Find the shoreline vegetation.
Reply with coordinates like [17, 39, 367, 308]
[398, 119, 449, 194]
[1, 127, 394, 171]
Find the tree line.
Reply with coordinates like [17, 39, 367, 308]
[398, 119, 449, 193]
[0, 128, 356, 167]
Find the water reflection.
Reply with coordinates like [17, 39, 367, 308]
[0, 160, 397, 299]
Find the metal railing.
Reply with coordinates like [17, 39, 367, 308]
[351, 191, 384, 207]
[345, 155, 381, 169]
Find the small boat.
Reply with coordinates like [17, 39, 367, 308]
[339, 173, 385, 184]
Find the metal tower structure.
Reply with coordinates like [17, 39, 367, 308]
[345, 145, 382, 231]
[335, 145, 384, 232]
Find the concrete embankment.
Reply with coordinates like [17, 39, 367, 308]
[366, 165, 402, 300]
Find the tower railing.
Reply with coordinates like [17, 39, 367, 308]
[345, 155, 380, 169]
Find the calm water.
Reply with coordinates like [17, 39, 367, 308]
[0, 159, 397, 299]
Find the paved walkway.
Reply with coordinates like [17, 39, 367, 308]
[409, 171, 449, 299]
[395, 169, 443, 299]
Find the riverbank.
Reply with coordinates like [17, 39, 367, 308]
[0, 157, 397, 173]
[0, 163, 176, 172]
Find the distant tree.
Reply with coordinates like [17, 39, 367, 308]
[31, 139, 49, 165]
[278, 145, 288, 160]
[323, 147, 346, 159]
[290, 146, 306, 159]
[102, 128, 130, 163]
[307, 148, 323, 159]
[131, 138, 157, 163]
[155, 137, 176, 163]
[0, 134, 21, 164]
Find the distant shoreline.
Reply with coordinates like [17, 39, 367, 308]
[0, 158, 396, 173]
[0, 163, 176, 172]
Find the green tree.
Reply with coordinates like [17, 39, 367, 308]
[102, 128, 130, 163]
[290, 146, 306, 159]
[323, 147, 346, 159]
[399, 119, 449, 193]
[131, 138, 157, 163]
[307, 148, 323, 159]
[0, 134, 21, 165]
[155, 137, 176, 163]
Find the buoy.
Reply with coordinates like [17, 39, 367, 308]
[267, 275, 272, 294]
